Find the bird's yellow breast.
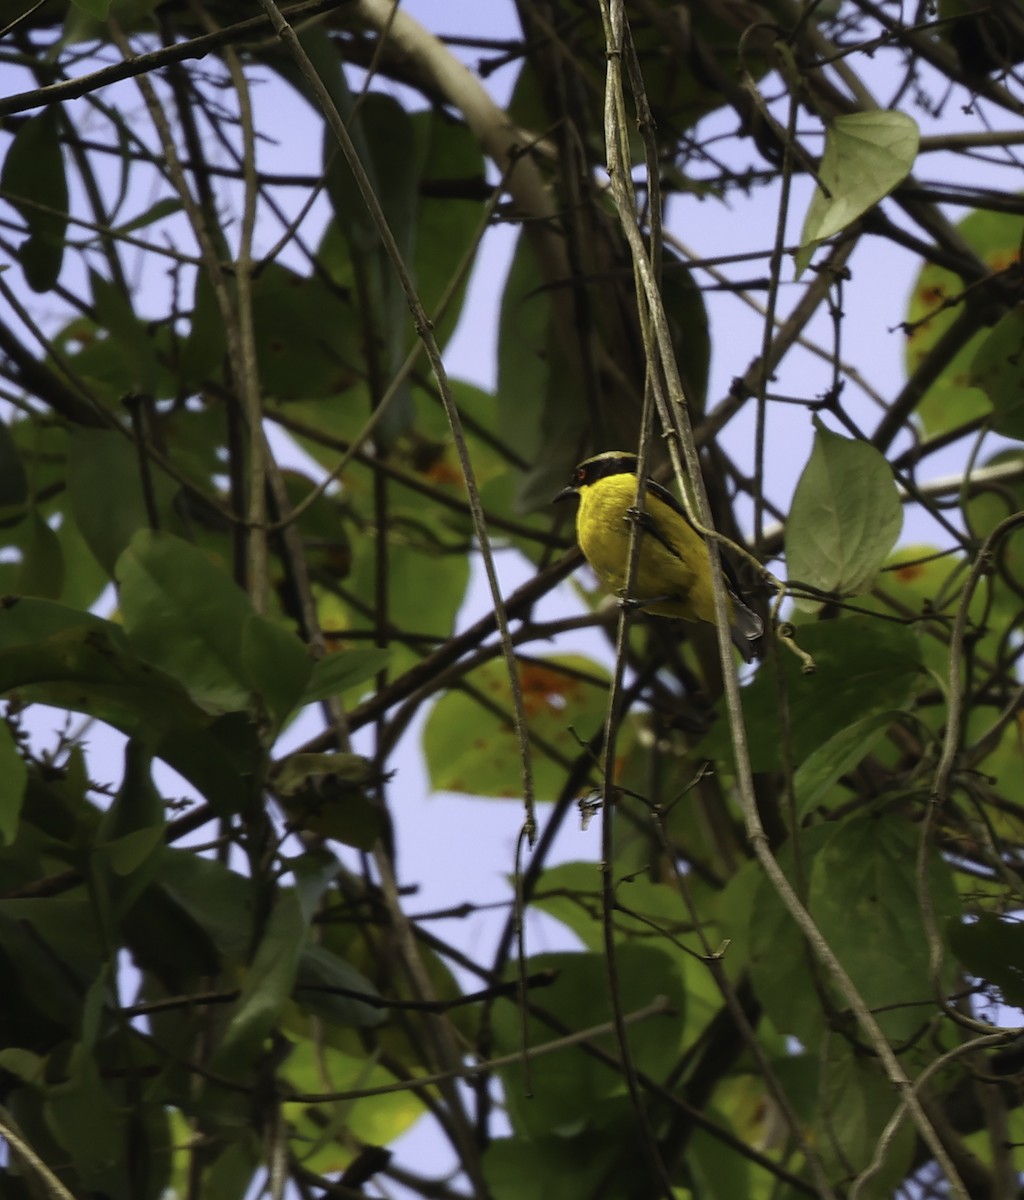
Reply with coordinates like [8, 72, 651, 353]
[575, 473, 724, 625]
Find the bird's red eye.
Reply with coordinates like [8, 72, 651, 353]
[575, 467, 586, 483]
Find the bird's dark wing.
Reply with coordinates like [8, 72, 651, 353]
[641, 476, 751, 601]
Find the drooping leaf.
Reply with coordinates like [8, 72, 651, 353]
[116, 530, 256, 714]
[93, 740, 165, 924]
[301, 646, 391, 704]
[90, 270, 164, 394]
[747, 825, 836, 1041]
[12, 509, 63, 599]
[213, 891, 310, 1076]
[815, 1039, 916, 1195]
[794, 710, 900, 816]
[0, 597, 259, 811]
[703, 616, 924, 773]
[809, 814, 961, 1040]
[787, 419, 903, 602]
[67, 426, 181, 575]
[0, 108, 69, 291]
[424, 655, 610, 801]
[969, 303, 1024, 440]
[45, 1039, 124, 1187]
[240, 614, 311, 730]
[797, 111, 919, 273]
[948, 913, 1024, 1008]
[904, 207, 1021, 436]
[490, 947, 686, 1138]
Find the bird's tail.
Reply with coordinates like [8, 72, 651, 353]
[730, 600, 764, 664]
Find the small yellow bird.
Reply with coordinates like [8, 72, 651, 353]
[555, 451, 763, 662]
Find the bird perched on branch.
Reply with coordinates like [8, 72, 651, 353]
[555, 451, 763, 663]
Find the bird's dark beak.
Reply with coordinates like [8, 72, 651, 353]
[553, 486, 577, 504]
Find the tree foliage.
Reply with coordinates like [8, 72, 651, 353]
[1, 1, 1024, 1197]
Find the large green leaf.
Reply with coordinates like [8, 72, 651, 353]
[0, 597, 259, 811]
[67, 427, 181, 574]
[116, 530, 256, 714]
[10, 509, 63, 599]
[93, 740, 166, 920]
[787, 420, 903, 601]
[747, 825, 836, 1041]
[45, 1036, 124, 1190]
[0, 108, 69, 291]
[797, 111, 919, 273]
[702, 616, 924, 773]
[301, 646, 391, 704]
[948, 913, 1024, 1008]
[904, 207, 1021, 435]
[281, 1039, 423, 1177]
[969, 304, 1024, 440]
[814, 1039, 915, 1197]
[424, 654, 610, 801]
[213, 891, 310, 1076]
[490, 947, 687, 1138]
[809, 814, 961, 1040]
[89, 270, 165, 394]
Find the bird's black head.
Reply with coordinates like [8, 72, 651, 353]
[553, 452, 639, 503]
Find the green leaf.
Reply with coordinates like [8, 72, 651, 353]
[94, 740, 165, 920]
[491, 948, 685, 1138]
[249, 262, 362, 401]
[0, 1047, 44, 1082]
[109, 196, 183, 236]
[321, 89, 418, 443]
[281, 1038, 423, 1177]
[0, 719, 27, 845]
[45, 1040, 124, 1185]
[748, 825, 836, 1040]
[969, 304, 1024, 440]
[116, 530, 256, 714]
[67, 426, 180, 574]
[0, 108, 69, 291]
[301, 646, 391, 704]
[410, 109, 486, 347]
[787, 419, 903, 601]
[497, 229, 557, 468]
[144, 846, 252, 967]
[904, 207, 1021, 436]
[815, 1040, 915, 1195]
[179, 270, 226, 388]
[794, 710, 899, 816]
[0, 598, 259, 812]
[948, 913, 1024, 1008]
[424, 655, 610, 801]
[272, 752, 383, 849]
[797, 111, 919, 274]
[13, 509, 63, 598]
[214, 892, 309, 1076]
[485, 1123, 664, 1200]
[703, 616, 924, 772]
[90, 270, 164, 394]
[293, 943, 385, 1027]
[240, 614, 311, 729]
[809, 814, 961, 1040]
